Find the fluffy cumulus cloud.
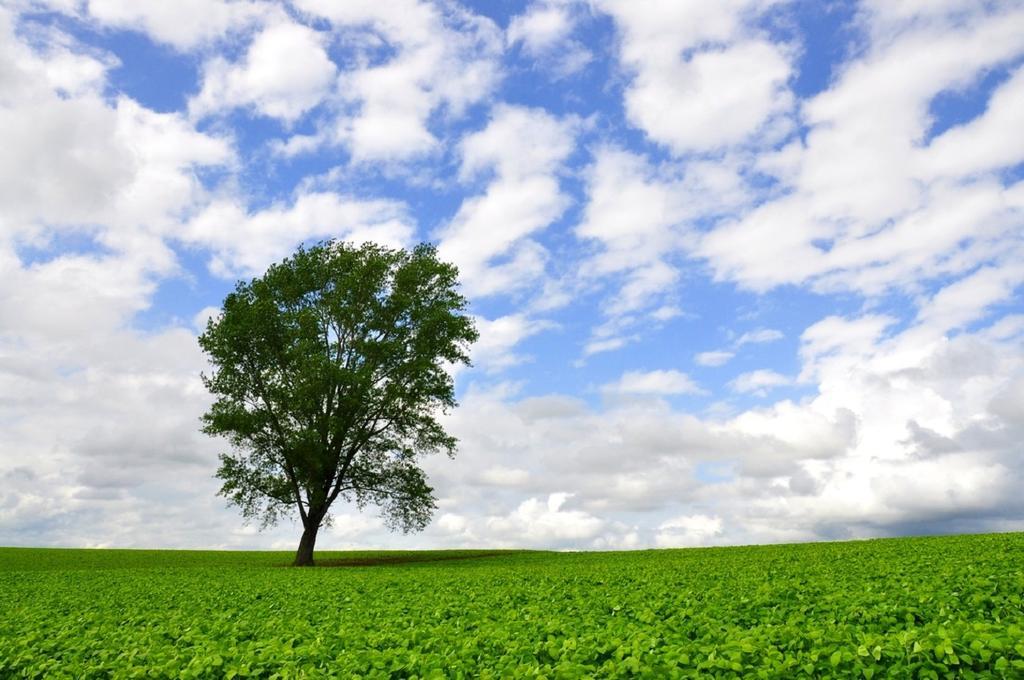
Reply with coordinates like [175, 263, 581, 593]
[736, 328, 783, 346]
[656, 514, 724, 548]
[184, 192, 414, 277]
[699, 1, 1024, 295]
[574, 146, 748, 351]
[729, 369, 791, 395]
[507, 0, 591, 77]
[437, 104, 577, 298]
[695, 350, 735, 367]
[507, 2, 572, 54]
[595, 0, 794, 153]
[0, 15, 232, 243]
[469, 313, 555, 373]
[694, 328, 784, 369]
[425, 310, 1022, 547]
[292, 0, 503, 161]
[85, 0, 272, 51]
[2, 1, 1023, 551]
[190, 21, 336, 122]
[603, 370, 703, 397]
[0, 5, 255, 549]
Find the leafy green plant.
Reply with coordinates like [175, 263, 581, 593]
[1, 534, 1022, 678]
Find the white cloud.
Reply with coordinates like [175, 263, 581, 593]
[699, 4, 1024, 296]
[0, 91, 128, 231]
[916, 262, 1024, 333]
[478, 466, 530, 487]
[695, 329, 783, 371]
[765, 331, 1023, 536]
[859, 0, 999, 35]
[575, 146, 749, 354]
[798, 314, 896, 383]
[192, 306, 221, 333]
[604, 260, 680, 318]
[293, 0, 503, 161]
[507, 1, 591, 77]
[470, 314, 554, 373]
[0, 12, 220, 328]
[190, 21, 336, 122]
[604, 369, 702, 396]
[109, 99, 235, 231]
[5, 283, 1022, 550]
[85, 0, 272, 51]
[0, 6, 232, 330]
[981, 314, 1024, 342]
[0, 248, 159, 338]
[695, 350, 735, 367]
[435, 381, 854, 519]
[0, 11, 250, 547]
[595, 0, 794, 153]
[507, 4, 571, 53]
[736, 328, 784, 346]
[436, 512, 469, 535]
[184, 191, 414, 277]
[0, 14, 229, 244]
[576, 147, 692, 277]
[437, 105, 577, 297]
[0, 308, 239, 548]
[627, 40, 793, 152]
[918, 66, 1024, 180]
[442, 307, 1023, 545]
[655, 514, 723, 548]
[4, 0, 1024, 554]
[485, 493, 606, 545]
[650, 305, 683, 322]
[582, 336, 631, 357]
[730, 369, 791, 394]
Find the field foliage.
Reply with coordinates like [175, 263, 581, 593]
[1, 534, 1022, 678]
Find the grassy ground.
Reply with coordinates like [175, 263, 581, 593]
[0, 546, 515, 571]
[1, 534, 1023, 678]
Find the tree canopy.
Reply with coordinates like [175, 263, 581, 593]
[198, 241, 477, 565]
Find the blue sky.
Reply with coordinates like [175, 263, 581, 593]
[1, 0, 1023, 550]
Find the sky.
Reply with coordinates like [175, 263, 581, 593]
[1, 0, 1023, 552]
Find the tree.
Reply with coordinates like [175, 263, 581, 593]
[198, 240, 477, 566]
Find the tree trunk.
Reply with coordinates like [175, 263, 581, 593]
[293, 521, 319, 567]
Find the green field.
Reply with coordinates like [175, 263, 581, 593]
[1, 534, 1023, 678]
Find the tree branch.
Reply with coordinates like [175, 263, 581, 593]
[336, 485, 420, 501]
[326, 403, 398, 506]
[246, 358, 309, 525]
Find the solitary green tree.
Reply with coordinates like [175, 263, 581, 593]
[198, 241, 477, 566]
